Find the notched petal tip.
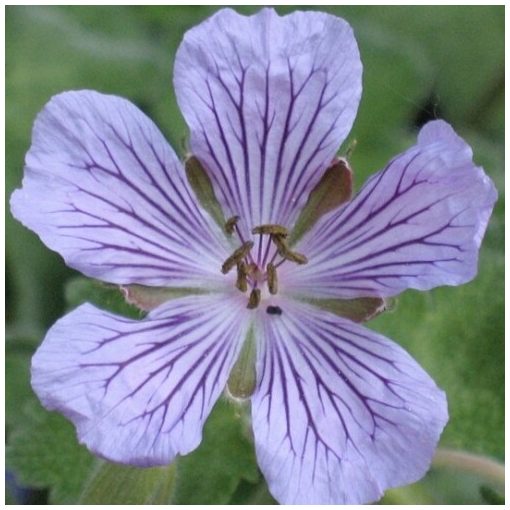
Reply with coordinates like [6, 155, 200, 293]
[174, 8, 362, 229]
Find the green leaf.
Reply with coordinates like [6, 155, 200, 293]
[370, 249, 504, 459]
[480, 485, 505, 505]
[172, 398, 259, 504]
[5, 343, 34, 429]
[6, 400, 97, 504]
[78, 462, 176, 504]
[382, 448, 505, 504]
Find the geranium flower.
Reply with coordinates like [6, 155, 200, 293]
[10, 8, 497, 505]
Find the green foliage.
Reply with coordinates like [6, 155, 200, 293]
[371, 251, 504, 459]
[173, 399, 260, 504]
[78, 462, 176, 504]
[6, 5, 504, 505]
[6, 399, 97, 504]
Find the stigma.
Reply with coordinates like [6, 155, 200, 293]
[221, 219, 308, 309]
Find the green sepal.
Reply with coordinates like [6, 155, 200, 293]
[121, 283, 206, 311]
[227, 327, 257, 399]
[65, 276, 141, 318]
[289, 157, 353, 246]
[303, 296, 390, 323]
[185, 155, 227, 231]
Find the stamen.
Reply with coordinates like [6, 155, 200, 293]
[261, 234, 274, 268]
[283, 250, 308, 265]
[268, 244, 280, 266]
[221, 241, 254, 274]
[272, 235, 308, 265]
[267, 262, 278, 295]
[247, 288, 261, 309]
[236, 261, 248, 292]
[272, 234, 288, 257]
[225, 215, 240, 235]
[256, 232, 263, 264]
[252, 224, 289, 237]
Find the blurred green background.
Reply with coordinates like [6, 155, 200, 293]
[5, 5, 504, 505]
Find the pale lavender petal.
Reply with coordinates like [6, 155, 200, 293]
[10, 90, 230, 288]
[282, 120, 497, 299]
[251, 299, 447, 504]
[174, 8, 362, 235]
[31, 293, 250, 465]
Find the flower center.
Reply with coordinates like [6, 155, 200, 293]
[221, 216, 308, 309]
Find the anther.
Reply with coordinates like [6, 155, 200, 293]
[225, 215, 240, 235]
[252, 224, 289, 237]
[272, 235, 308, 265]
[266, 305, 282, 315]
[247, 288, 261, 309]
[267, 262, 278, 295]
[221, 241, 254, 274]
[283, 250, 308, 265]
[272, 234, 289, 257]
[236, 261, 248, 292]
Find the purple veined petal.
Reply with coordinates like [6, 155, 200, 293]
[174, 8, 362, 235]
[251, 299, 448, 504]
[31, 293, 251, 466]
[282, 120, 498, 299]
[10, 90, 231, 288]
